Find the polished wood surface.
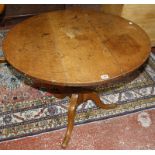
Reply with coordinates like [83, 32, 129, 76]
[2, 8, 151, 87]
[102, 4, 155, 46]
[0, 4, 4, 14]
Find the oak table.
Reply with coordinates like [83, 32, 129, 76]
[1, 8, 151, 148]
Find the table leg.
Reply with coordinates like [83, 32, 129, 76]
[82, 92, 117, 109]
[61, 94, 79, 148]
[61, 91, 117, 148]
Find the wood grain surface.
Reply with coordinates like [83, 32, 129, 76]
[2, 8, 151, 87]
[0, 4, 4, 14]
[102, 4, 155, 46]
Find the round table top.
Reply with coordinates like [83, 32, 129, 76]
[2, 8, 151, 87]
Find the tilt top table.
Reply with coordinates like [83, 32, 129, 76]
[1, 8, 151, 148]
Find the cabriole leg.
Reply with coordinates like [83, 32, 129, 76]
[61, 94, 79, 148]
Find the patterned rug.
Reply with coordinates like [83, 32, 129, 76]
[0, 29, 155, 142]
